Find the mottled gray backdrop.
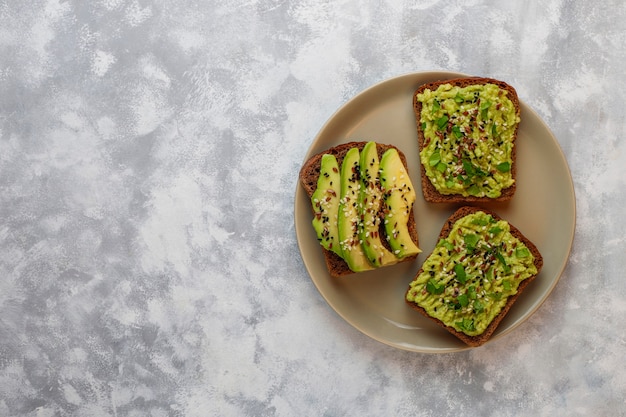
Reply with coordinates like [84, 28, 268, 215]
[1, 1, 624, 416]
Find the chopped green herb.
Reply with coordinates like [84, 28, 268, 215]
[473, 300, 484, 313]
[454, 263, 467, 283]
[456, 317, 475, 332]
[436, 115, 449, 130]
[452, 125, 463, 138]
[426, 279, 444, 295]
[488, 226, 503, 235]
[468, 285, 477, 300]
[463, 233, 479, 252]
[454, 93, 464, 104]
[495, 249, 510, 273]
[471, 217, 490, 226]
[429, 151, 441, 167]
[448, 301, 461, 310]
[438, 239, 455, 251]
[496, 162, 511, 172]
[480, 100, 491, 119]
[432, 100, 440, 113]
[516, 247, 530, 258]
[502, 279, 512, 291]
[486, 265, 494, 281]
[457, 293, 469, 307]
[436, 162, 447, 173]
[462, 159, 475, 176]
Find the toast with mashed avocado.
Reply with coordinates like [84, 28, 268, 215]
[300, 141, 421, 277]
[405, 206, 542, 346]
[414, 78, 521, 202]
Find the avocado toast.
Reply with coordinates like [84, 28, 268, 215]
[405, 206, 543, 347]
[414, 77, 521, 203]
[299, 141, 421, 277]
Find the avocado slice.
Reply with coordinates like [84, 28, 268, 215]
[337, 147, 374, 272]
[358, 142, 400, 267]
[379, 148, 421, 258]
[311, 154, 342, 258]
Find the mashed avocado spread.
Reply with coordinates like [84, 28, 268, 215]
[406, 211, 537, 336]
[417, 83, 520, 198]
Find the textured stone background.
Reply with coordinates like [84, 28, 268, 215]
[1, 0, 624, 416]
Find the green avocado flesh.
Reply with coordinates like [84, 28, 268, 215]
[406, 211, 537, 336]
[358, 142, 399, 267]
[311, 154, 342, 257]
[311, 142, 420, 273]
[417, 83, 520, 198]
[338, 147, 374, 272]
[379, 149, 421, 258]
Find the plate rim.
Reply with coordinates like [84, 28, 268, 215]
[294, 71, 576, 353]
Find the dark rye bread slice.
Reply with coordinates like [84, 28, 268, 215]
[405, 206, 543, 347]
[299, 141, 420, 277]
[413, 77, 521, 203]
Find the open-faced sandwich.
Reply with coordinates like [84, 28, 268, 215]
[299, 141, 421, 277]
[405, 206, 543, 346]
[414, 77, 521, 203]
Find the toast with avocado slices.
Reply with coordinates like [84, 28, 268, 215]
[300, 141, 421, 277]
[405, 206, 543, 347]
[414, 77, 521, 203]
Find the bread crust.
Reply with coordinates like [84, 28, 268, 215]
[299, 141, 420, 277]
[404, 206, 543, 347]
[413, 77, 521, 203]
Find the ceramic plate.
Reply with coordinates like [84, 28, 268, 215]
[294, 71, 576, 353]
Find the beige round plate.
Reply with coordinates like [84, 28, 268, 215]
[294, 71, 576, 353]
